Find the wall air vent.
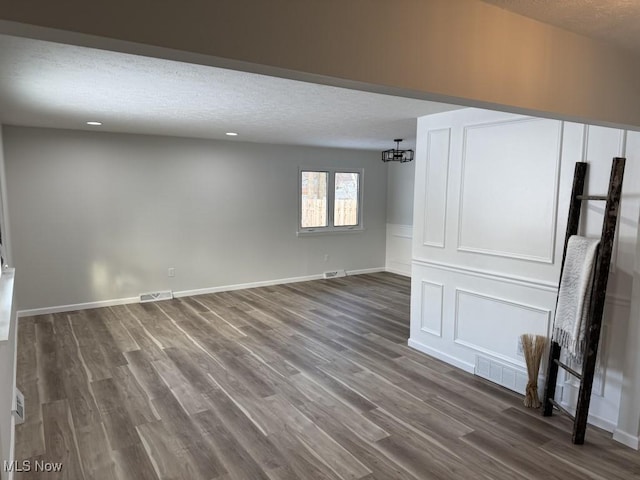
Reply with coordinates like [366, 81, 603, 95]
[139, 290, 174, 303]
[12, 388, 25, 424]
[475, 354, 529, 395]
[323, 270, 347, 279]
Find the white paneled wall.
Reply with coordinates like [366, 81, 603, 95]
[422, 129, 450, 248]
[410, 108, 640, 440]
[457, 118, 562, 263]
[385, 155, 415, 277]
[385, 224, 412, 276]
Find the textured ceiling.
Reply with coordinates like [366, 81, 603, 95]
[2, 3, 638, 150]
[0, 35, 460, 151]
[481, 0, 640, 54]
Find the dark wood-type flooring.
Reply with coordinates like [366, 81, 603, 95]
[14, 273, 640, 479]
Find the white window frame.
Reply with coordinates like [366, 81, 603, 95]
[298, 167, 364, 236]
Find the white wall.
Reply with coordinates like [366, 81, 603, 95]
[410, 108, 640, 440]
[0, 124, 17, 478]
[0, 269, 16, 480]
[385, 161, 415, 276]
[3, 127, 387, 312]
[615, 132, 640, 449]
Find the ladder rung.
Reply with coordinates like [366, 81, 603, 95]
[549, 399, 575, 420]
[554, 359, 582, 379]
[576, 195, 608, 201]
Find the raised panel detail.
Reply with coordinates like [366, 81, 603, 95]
[423, 128, 451, 248]
[420, 281, 444, 337]
[454, 289, 550, 364]
[386, 224, 413, 276]
[458, 118, 561, 263]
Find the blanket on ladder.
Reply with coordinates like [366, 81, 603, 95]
[553, 235, 600, 360]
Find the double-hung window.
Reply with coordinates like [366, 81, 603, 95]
[299, 168, 363, 234]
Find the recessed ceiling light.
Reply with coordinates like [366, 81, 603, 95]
[225, 132, 238, 136]
[86, 121, 102, 126]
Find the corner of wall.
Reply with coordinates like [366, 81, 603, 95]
[385, 224, 412, 277]
[0, 124, 12, 266]
[612, 429, 640, 450]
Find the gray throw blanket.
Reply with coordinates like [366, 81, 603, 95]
[553, 235, 600, 360]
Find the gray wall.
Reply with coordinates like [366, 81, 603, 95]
[386, 161, 415, 226]
[0, 125, 13, 478]
[3, 127, 387, 311]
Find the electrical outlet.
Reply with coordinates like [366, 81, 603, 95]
[517, 337, 524, 357]
[168, 268, 176, 277]
[323, 254, 329, 262]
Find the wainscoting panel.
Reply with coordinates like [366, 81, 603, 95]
[420, 281, 443, 337]
[453, 288, 551, 366]
[385, 224, 412, 276]
[457, 117, 562, 263]
[410, 108, 640, 440]
[422, 128, 450, 248]
[410, 260, 557, 372]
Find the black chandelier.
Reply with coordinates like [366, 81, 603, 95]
[381, 138, 414, 163]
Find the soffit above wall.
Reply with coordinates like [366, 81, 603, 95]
[481, 0, 640, 54]
[1, 1, 639, 129]
[0, 34, 460, 150]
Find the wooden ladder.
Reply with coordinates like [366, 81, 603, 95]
[542, 157, 625, 444]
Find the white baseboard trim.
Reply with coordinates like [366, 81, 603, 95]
[585, 412, 617, 434]
[613, 429, 640, 450]
[346, 267, 386, 276]
[386, 223, 413, 239]
[177, 268, 385, 298]
[556, 400, 617, 434]
[17, 268, 387, 317]
[17, 295, 140, 317]
[407, 338, 475, 374]
[385, 266, 411, 277]
[174, 273, 324, 298]
[407, 337, 621, 436]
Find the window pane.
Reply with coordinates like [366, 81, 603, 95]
[334, 172, 359, 226]
[301, 171, 328, 228]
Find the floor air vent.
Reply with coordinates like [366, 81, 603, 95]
[323, 270, 346, 279]
[140, 290, 174, 303]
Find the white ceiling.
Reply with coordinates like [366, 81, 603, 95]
[481, 0, 640, 55]
[0, 35, 461, 151]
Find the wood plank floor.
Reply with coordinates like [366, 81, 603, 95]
[14, 273, 640, 479]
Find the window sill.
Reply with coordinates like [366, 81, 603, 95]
[297, 227, 365, 237]
[0, 268, 15, 344]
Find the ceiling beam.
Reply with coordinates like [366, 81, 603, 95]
[1, 0, 639, 128]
